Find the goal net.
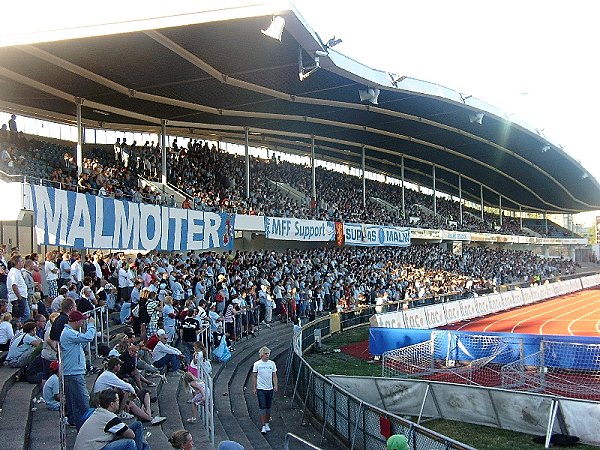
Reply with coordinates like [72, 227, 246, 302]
[382, 330, 522, 386]
[501, 340, 600, 400]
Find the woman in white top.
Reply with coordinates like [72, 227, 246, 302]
[44, 251, 59, 299]
[0, 312, 14, 351]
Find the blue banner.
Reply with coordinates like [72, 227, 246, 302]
[32, 185, 235, 251]
[264, 216, 335, 241]
[344, 223, 410, 247]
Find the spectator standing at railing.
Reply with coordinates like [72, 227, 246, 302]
[22, 258, 37, 321]
[118, 262, 134, 303]
[7, 254, 28, 319]
[61, 310, 96, 429]
[71, 253, 84, 291]
[162, 295, 177, 343]
[59, 251, 71, 289]
[45, 251, 59, 299]
[8, 114, 17, 141]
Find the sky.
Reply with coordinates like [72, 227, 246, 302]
[293, 0, 600, 226]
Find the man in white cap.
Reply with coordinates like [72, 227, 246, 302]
[151, 329, 183, 375]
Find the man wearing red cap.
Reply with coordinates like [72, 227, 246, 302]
[42, 360, 61, 410]
[60, 310, 96, 429]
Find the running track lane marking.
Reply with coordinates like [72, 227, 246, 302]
[451, 289, 600, 336]
[456, 291, 595, 332]
[457, 292, 586, 332]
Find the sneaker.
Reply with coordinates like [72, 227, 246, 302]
[261, 425, 267, 434]
[186, 417, 197, 423]
[150, 416, 167, 426]
[118, 412, 135, 420]
[264, 423, 271, 432]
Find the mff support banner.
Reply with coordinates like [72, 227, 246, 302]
[32, 184, 235, 251]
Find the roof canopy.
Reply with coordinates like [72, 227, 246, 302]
[1, 1, 599, 213]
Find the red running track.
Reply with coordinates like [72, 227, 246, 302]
[442, 287, 600, 336]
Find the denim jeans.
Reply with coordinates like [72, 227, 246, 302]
[64, 374, 90, 429]
[153, 353, 180, 372]
[22, 300, 31, 321]
[120, 302, 131, 324]
[181, 340, 195, 365]
[103, 421, 149, 450]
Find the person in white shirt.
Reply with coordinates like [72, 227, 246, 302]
[252, 346, 278, 434]
[93, 358, 166, 426]
[118, 264, 134, 303]
[152, 329, 183, 375]
[93, 253, 103, 281]
[44, 251, 59, 299]
[70, 253, 83, 289]
[7, 254, 27, 318]
[0, 311, 14, 351]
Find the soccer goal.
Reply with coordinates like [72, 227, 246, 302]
[382, 330, 522, 386]
[501, 340, 600, 400]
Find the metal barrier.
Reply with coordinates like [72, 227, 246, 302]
[187, 353, 214, 445]
[284, 432, 323, 450]
[84, 305, 110, 367]
[230, 304, 261, 348]
[288, 315, 475, 450]
[55, 305, 109, 450]
[57, 344, 67, 450]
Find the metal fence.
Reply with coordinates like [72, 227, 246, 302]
[287, 315, 475, 450]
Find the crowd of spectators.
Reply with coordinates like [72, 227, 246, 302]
[0, 239, 580, 448]
[0, 127, 582, 238]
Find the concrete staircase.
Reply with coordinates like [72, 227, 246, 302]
[1, 318, 341, 450]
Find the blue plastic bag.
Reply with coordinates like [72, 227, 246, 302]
[212, 335, 231, 363]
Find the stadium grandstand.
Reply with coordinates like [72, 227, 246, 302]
[1, 1, 600, 449]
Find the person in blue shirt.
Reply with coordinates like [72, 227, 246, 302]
[60, 309, 96, 429]
[42, 360, 61, 410]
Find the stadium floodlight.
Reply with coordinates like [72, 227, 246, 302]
[299, 48, 326, 81]
[326, 36, 342, 47]
[541, 144, 551, 153]
[261, 16, 285, 41]
[469, 112, 484, 124]
[388, 72, 405, 87]
[359, 88, 380, 105]
[582, 172, 589, 180]
[459, 93, 472, 103]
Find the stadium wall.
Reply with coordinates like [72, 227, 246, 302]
[369, 275, 600, 357]
[327, 375, 600, 447]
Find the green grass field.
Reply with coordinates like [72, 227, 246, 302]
[303, 325, 597, 450]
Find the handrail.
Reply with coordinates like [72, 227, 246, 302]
[284, 432, 323, 450]
[57, 344, 67, 450]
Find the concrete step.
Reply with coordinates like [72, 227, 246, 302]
[210, 322, 293, 448]
[0, 378, 37, 450]
[175, 379, 214, 449]
[155, 372, 186, 448]
[0, 365, 20, 409]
